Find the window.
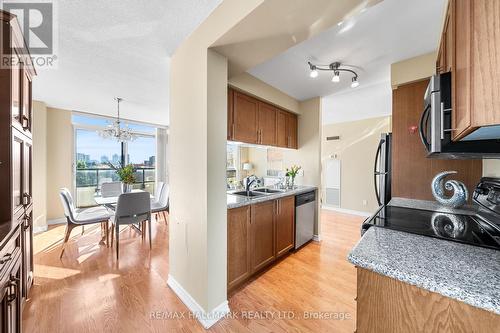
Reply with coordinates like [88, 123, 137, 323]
[73, 114, 158, 207]
[227, 144, 239, 188]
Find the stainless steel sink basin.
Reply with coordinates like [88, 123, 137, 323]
[230, 190, 267, 198]
[253, 188, 285, 194]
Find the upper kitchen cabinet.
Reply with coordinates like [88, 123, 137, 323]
[227, 87, 298, 149]
[257, 102, 277, 146]
[232, 91, 259, 144]
[437, 0, 500, 140]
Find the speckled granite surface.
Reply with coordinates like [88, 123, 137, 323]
[348, 227, 500, 315]
[227, 186, 317, 209]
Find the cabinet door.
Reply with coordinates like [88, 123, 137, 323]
[250, 201, 275, 273]
[22, 208, 34, 299]
[11, 54, 21, 127]
[471, 0, 500, 130]
[12, 132, 24, 217]
[227, 88, 234, 140]
[275, 196, 295, 258]
[276, 110, 288, 148]
[287, 113, 298, 149]
[233, 92, 258, 144]
[0, 286, 9, 333]
[21, 69, 32, 135]
[257, 102, 277, 146]
[2, 256, 22, 333]
[22, 138, 33, 209]
[452, 0, 472, 140]
[227, 206, 250, 290]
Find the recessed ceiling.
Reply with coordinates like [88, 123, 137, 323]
[247, 0, 446, 101]
[33, 0, 222, 126]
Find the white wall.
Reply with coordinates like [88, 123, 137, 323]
[322, 81, 392, 125]
[33, 101, 48, 232]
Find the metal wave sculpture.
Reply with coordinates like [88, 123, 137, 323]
[431, 171, 469, 208]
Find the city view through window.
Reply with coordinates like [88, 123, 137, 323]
[73, 114, 157, 207]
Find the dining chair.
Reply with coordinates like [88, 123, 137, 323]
[152, 182, 164, 204]
[110, 191, 151, 260]
[152, 183, 169, 223]
[101, 181, 123, 198]
[59, 188, 112, 258]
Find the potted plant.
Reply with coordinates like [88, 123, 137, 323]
[108, 162, 136, 192]
[285, 165, 301, 189]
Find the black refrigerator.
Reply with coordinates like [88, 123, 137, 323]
[374, 133, 392, 207]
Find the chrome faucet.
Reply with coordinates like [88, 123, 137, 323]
[244, 175, 258, 194]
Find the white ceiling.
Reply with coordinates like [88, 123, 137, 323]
[247, 0, 446, 101]
[33, 0, 222, 126]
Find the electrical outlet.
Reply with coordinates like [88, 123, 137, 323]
[362, 200, 367, 206]
[298, 169, 304, 176]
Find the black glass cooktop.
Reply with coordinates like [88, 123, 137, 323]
[362, 206, 500, 250]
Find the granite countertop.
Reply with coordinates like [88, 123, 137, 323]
[227, 185, 317, 209]
[348, 226, 500, 315]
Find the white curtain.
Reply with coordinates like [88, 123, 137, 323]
[156, 128, 169, 184]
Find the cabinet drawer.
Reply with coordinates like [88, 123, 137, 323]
[0, 228, 21, 281]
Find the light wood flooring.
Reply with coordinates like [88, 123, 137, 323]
[22, 210, 364, 333]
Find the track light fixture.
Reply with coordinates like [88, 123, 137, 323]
[307, 61, 359, 88]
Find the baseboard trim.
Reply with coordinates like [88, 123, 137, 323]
[33, 225, 48, 234]
[47, 217, 66, 225]
[322, 205, 371, 217]
[167, 274, 230, 329]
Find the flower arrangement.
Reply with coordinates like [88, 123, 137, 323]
[285, 165, 301, 188]
[107, 162, 136, 185]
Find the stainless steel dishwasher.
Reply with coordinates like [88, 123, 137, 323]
[295, 191, 316, 249]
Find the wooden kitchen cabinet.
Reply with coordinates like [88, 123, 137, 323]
[0, 11, 36, 330]
[436, 0, 500, 140]
[227, 206, 251, 290]
[356, 268, 500, 332]
[257, 101, 277, 146]
[250, 201, 275, 273]
[232, 91, 259, 144]
[276, 110, 298, 149]
[227, 87, 234, 140]
[227, 195, 296, 291]
[275, 196, 295, 258]
[228, 87, 298, 149]
[392, 80, 482, 201]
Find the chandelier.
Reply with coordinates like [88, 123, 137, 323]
[98, 97, 137, 142]
[308, 61, 360, 88]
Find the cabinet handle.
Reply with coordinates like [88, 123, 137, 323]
[24, 215, 31, 230]
[22, 115, 29, 130]
[0, 253, 12, 264]
[22, 192, 31, 206]
[7, 276, 19, 304]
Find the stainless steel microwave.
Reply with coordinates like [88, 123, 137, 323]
[420, 72, 500, 159]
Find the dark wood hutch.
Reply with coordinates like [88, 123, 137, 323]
[0, 9, 36, 333]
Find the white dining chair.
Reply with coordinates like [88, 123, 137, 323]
[152, 183, 169, 223]
[110, 192, 151, 260]
[151, 182, 164, 204]
[101, 181, 123, 198]
[59, 188, 111, 258]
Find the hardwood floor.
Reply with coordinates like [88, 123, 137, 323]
[22, 210, 364, 333]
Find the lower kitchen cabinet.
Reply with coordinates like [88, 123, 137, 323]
[0, 228, 23, 333]
[250, 201, 275, 273]
[356, 268, 500, 332]
[275, 196, 295, 258]
[227, 206, 251, 290]
[228, 196, 296, 292]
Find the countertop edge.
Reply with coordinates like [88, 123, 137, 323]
[227, 186, 317, 209]
[348, 228, 500, 316]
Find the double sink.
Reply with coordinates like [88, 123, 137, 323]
[229, 187, 286, 199]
